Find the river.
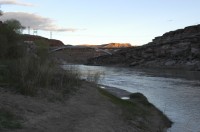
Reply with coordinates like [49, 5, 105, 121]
[63, 65, 200, 132]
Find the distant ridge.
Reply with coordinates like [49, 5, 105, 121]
[78, 43, 132, 48]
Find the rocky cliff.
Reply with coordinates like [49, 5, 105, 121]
[87, 24, 200, 70]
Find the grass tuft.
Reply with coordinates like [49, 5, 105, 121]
[98, 88, 148, 118]
[86, 71, 104, 84]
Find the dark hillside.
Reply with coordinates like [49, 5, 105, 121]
[21, 34, 64, 47]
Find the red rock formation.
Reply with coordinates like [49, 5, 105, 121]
[48, 39, 64, 47]
[22, 34, 64, 47]
[78, 43, 132, 49]
[103, 43, 132, 48]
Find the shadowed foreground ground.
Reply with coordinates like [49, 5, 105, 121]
[0, 81, 171, 132]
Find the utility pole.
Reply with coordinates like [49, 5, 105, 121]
[0, 4, 2, 16]
[28, 26, 30, 34]
[50, 31, 52, 39]
[33, 29, 37, 35]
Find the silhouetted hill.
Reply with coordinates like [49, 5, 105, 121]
[21, 34, 64, 47]
[87, 24, 200, 71]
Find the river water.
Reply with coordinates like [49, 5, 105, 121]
[63, 65, 200, 132]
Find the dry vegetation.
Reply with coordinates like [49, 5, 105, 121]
[0, 20, 82, 130]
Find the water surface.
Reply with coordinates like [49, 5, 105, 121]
[63, 65, 200, 132]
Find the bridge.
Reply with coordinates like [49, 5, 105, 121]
[49, 46, 113, 55]
[49, 45, 127, 64]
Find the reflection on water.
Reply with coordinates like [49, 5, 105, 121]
[63, 65, 200, 132]
[121, 97, 130, 100]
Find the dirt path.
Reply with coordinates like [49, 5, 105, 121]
[1, 82, 139, 132]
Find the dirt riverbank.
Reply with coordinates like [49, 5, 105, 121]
[0, 81, 172, 132]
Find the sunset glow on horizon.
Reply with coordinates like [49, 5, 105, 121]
[1, 0, 200, 45]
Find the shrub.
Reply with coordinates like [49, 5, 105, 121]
[0, 22, 23, 59]
[4, 19, 25, 34]
[0, 20, 81, 98]
[34, 39, 50, 60]
[1, 54, 81, 96]
[86, 71, 104, 84]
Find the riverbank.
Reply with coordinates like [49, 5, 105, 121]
[99, 85, 172, 131]
[0, 80, 172, 132]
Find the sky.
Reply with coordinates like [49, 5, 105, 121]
[0, 0, 200, 45]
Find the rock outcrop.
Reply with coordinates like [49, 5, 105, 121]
[87, 24, 200, 70]
[103, 43, 132, 48]
[79, 43, 132, 49]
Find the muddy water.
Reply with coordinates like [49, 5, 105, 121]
[63, 65, 200, 132]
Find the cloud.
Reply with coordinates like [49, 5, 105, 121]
[0, 12, 80, 32]
[0, 0, 34, 6]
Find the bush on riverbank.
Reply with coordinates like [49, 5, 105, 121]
[0, 19, 82, 130]
[0, 22, 24, 60]
[1, 56, 81, 97]
[0, 20, 81, 97]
